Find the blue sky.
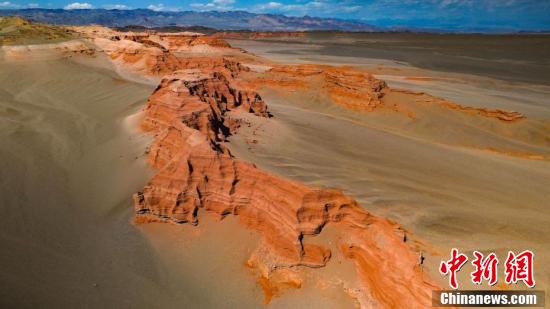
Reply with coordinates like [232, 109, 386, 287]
[1, 0, 549, 30]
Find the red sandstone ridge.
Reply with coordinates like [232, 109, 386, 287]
[70, 26, 243, 77]
[390, 89, 525, 122]
[72, 27, 441, 305]
[72, 25, 231, 50]
[252, 64, 389, 111]
[95, 38, 182, 76]
[439, 100, 525, 121]
[133, 64, 438, 307]
[214, 31, 306, 40]
[116, 32, 232, 51]
[250, 64, 525, 121]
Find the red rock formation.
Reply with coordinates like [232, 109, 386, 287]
[92, 37, 183, 76]
[391, 88, 526, 122]
[176, 57, 251, 78]
[100, 42, 248, 80]
[71, 26, 241, 77]
[71, 27, 445, 305]
[134, 65, 437, 307]
[120, 33, 232, 50]
[254, 64, 525, 121]
[33, 27, 521, 305]
[255, 64, 389, 111]
[481, 147, 548, 161]
[439, 100, 525, 122]
[160, 34, 231, 49]
[214, 31, 306, 40]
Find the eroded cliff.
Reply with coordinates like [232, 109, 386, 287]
[250, 64, 525, 122]
[133, 60, 437, 307]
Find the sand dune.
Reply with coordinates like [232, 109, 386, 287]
[0, 54, 157, 307]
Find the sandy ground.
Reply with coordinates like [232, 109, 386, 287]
[0, 51, 159, 307]
[0, 44, 363, 308]
[140, 216, 360, 308]
[228, 33, 550, 86]
[227, 39, 550, 293]
[1, 36, 548, 308]
[229, 39, 550, 119]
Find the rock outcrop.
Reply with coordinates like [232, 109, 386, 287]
[256, 64, 389, 111]
[214, 31, 306, 40]
[439, 100, 525, 121]
[71, 26, 241, 77]
[133, 63, 437, 307]
[159, 34, 232, 50]
[114, 32, 232, 51]
[65, 26, 444, 306]
[391, 88, 526, 122]
[93, 37, 183, 76]
[253, 64, 525, 122]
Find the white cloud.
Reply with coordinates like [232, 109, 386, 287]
[256, 1, 283, 10]
[190, 0, 235, 10]
[439, 0, 474, 8]
[103, 4, 131, 9]
[0, 1, 20, 7]
[213, 0, 234, 5]
[147, 3, 162, 10]
[147, 3, 180, 11]
[342, 5, 361, 12]
[252, 0, 360, 15]
[27, 2, 40, 7]
[64, 2, 93, 9]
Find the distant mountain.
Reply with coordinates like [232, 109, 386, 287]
[0, 9, 378, 32]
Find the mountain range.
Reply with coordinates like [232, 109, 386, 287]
[0, 9, 378, 31]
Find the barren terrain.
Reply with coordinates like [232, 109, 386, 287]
[1, 19, 548, 307]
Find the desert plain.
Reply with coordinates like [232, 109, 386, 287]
[0, 17, 549, 308]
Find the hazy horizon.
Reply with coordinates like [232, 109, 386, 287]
[0, 0, 549, 32]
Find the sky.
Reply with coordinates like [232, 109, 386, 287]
[1, 0, 550, 31]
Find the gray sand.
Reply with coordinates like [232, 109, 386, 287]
[0, 55, 163, 307]
[229, 33, 550, 86]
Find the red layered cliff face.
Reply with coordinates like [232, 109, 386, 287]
[161, 35, 232, 49]
[75, 27, 443, 305]
[119, 33, 232, 50]
[248, 64, 525, 122]
[250, 64, 389, 111]
[213, 31, 307, 40]
[72, 27, 243, 77]
[389, 89, 525, 122]
[133, 62, 438, 307]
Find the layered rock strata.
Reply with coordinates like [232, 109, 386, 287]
[133, 63, 437, 307]
[262, 64, 389, 111]
[392, 89, 525, 122]
[253, 64, 525, 121]
[214, 31, 306, 40]
[71, 26, 241, 77]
